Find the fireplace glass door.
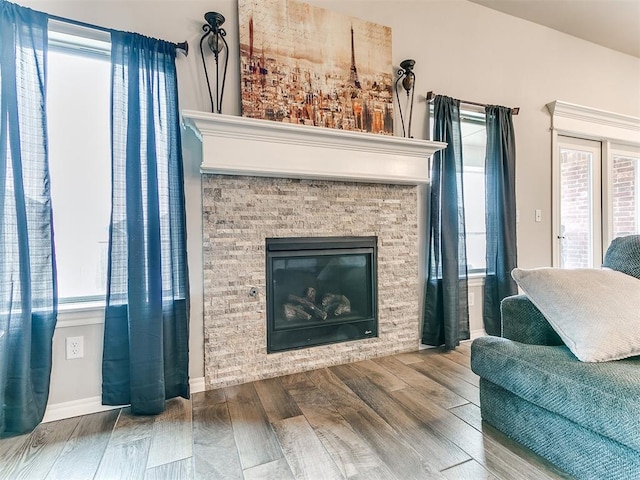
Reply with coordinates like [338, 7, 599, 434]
[266, 237, 377, 352]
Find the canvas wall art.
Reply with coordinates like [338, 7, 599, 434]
[238, 0, 393, 135]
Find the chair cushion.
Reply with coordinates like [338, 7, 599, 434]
[471, 336, 640, 453]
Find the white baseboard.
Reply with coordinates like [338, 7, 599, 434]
[43, 376, 206, 423]
[190, 376, 206, 393]
[470, 328, 487, 340]
[43, 396, 120, 423]
[420, 329, 486, 349]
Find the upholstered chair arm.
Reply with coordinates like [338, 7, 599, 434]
[500, 295, 564, 346]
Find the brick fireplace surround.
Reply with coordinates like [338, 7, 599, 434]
[183, 112, 446, 389]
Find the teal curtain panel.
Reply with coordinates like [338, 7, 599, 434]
[0, 1, 57, 438]
[102, 31, 189, 415]
[483, 105, 517, 336]
[422, 95, 470, 349]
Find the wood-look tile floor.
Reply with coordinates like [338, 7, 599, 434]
[0, 343, 573, 479]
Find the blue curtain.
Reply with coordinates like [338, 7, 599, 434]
[483, 105, 517, 336]
[102, 31, 189, 415]
[422, 96, 470, 349]
[0, 2, 56, 438]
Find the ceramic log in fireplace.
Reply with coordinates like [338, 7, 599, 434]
[266, 237, 378, 352]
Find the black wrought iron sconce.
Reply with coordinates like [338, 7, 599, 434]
[200, 12, 229, 113]
[395, 59, 416, 138]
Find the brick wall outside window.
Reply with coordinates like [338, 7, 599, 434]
[560, 150, 592, 268]
[612, 155, 638, 238]
[561, 151, 638, 268]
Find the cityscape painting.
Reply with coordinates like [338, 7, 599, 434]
[238, 0, 394, 135]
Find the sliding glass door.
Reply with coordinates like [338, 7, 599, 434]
[554, 138, 639, 268]
[556, 137, 602, 268]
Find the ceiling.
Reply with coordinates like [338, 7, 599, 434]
[468, 0, 640, 58]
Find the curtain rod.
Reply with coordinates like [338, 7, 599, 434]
[47, 13, 189, 56]
[426, 91, 519, 115]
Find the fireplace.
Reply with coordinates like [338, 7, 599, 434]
[184, 112, 446, 388]
[266, 236, 378, 352]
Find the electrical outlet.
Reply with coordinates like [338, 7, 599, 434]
[66, 336, 84, 360]
[468, 292, 475, 307]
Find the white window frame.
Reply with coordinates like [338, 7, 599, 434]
[459, 108, 487, 277]
[47, 22, 111, 326]
[548, 101, 640, 267]
[606, 143, 640, 242]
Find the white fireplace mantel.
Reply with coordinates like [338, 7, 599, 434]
[182, 111, 446, 185]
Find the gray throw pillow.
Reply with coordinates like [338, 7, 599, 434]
[512, 268, 640, 362]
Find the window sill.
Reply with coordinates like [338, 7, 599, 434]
[468, 274, 486, 288]
[57, 301, 105, 329]
[431, 274, 486, 287]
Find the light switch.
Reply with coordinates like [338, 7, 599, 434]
[535, 209, 542, 222]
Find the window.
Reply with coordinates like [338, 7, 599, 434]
[47, 26, 111, 303]
[460, 112, 487, 274]
[610, 146, 640, 239]
[429, 108, 487, 274]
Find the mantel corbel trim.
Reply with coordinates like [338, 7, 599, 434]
[182, 111, 446, 185]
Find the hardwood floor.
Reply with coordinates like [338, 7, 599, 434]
[0, 344, 573, 479]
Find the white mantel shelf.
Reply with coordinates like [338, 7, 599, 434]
[182, 111, 446, 185]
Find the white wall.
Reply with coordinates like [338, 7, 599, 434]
[19, 0, 640, 409]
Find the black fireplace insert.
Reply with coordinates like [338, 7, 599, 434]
[266, 236, 378, 352]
